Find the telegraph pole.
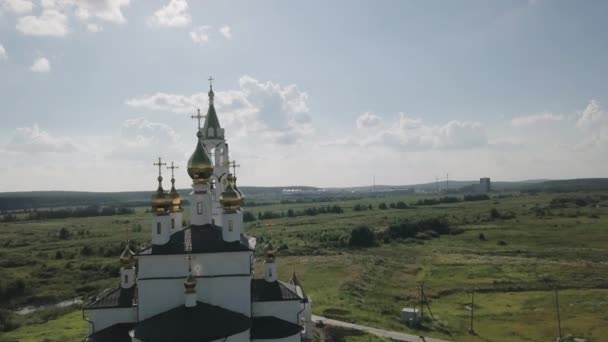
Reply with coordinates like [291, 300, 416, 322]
[555, 287, 563, 341]
[469, 287, 475, 334]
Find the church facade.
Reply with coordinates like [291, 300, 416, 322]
[83, 82, 313, 342]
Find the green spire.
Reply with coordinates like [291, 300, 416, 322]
[202, 77, 224, 139]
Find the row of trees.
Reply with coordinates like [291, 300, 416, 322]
[0, 206, 134, 223]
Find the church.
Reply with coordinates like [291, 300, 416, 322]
[83, 81, 313, 342]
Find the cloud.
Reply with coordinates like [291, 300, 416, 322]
[511, 112, 563, 127]
[72, 0, 129, 23]
[219, 25, 231, 39]
[190, 25, 211, 44]
[574, 99, 608, 149]
[0, 44, 6, 61]
[5, 124, 77, 153]
[30, 57, 50, 72]
[86, 23, 102, 32]
[126, 75, 312, 145]
[1, 0, 33, 14]
[149, 0, 191, 28]
[110, 117, 185, 160]
[356, 112, 382, 129]
[16, 9, 68, 37]
[360, 113, 486, 151]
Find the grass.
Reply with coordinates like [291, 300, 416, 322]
[1, 190, 608, 341]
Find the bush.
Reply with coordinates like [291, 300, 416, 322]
[479, 233, 487, 241]
[243, 211, 256, 222]
[58, 227, 70, 240]
[395, 201, 408, 209]
[490, 208, 501, 219]
[378, 203, 388, 210]
[349, 225, 376, 247]
[497, 240, 508, 246]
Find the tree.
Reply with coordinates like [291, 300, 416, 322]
[378, 203, 388, 210]
[349, 225, 376, 247]
[58, 227, 70, 240]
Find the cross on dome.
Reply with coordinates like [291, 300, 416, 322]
[167, 162, 179, 178]
[208, 76, 214, 90]
[228, 160, 240, 177]
[191, 109, 206, 132]
[153, 157, 167, 178]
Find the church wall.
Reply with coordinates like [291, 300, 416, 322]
[253, 333, 301, 342]
[137, 276, 251, 320]
[89, 307, 137, 333]
[252, 301, 302, 324]
[138, 251, 251, 279]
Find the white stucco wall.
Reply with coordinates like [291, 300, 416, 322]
[137, 276, 251, 320]
[151, 214, 172, 245]
[89, 307, 137, 333]
[252, 301, 302, 324]
[253, 332, 301, 342]
[138, 251, 251, 279]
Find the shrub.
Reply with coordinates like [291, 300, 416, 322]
[349, 225, 376, 247]
[479, 233, 487, 241]
[490, 208, 501, 219]
[58, 227, 70, 240]
[243, 211, 256, 222]
[497, 240, 507, 246]
[378, 203, 388, 210]
[395, 201, 408, 209]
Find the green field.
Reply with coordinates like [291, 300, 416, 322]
[1, 190, 607, 341]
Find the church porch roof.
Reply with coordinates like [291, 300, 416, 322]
[133, 301, 250, 342]
[251, 279, 304, 302]
[251, 316, 302, 340]
[85, 285, 136, 309]
[86, 323, 133, 342]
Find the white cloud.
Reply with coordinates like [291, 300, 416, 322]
[149, 0, 191, 28]
[16, 9, 68, 37]
[30, 57, 50, 72]
[86, 23, 102, 32]
[111, 117, 185, 160]
[356, 112, 382, 129]
[574, 99, 608, 149]
[5, 124, 77, 153]
[511, 112, 563, 127]
[0, 44, 7, 61]
[190, 25, 211, 44]
[72, 0, 129, 23]
[219, 25, 231, 39]
[359, 113, 486, 151]
[126, 75, 312, 145]
[1, 0, 33, 14]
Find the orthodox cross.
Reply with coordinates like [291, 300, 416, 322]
[185, 251, 193, 273]
[167, 162, 179, 178]
[125, 225, 131, 244]
[153, 157, 167, 177]
[191, 108, 206, 131]
[228, 160, 240, 177]
[208, 76, 214, 89]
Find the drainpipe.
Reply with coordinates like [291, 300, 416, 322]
[81, 307, 94, 341]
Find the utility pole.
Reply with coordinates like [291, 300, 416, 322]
[469, 287, 475, 334]
[555, 287, 563, 341]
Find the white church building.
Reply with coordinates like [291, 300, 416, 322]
[83, 82, 313, 342]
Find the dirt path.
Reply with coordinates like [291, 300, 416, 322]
[311, 315, 451, 342]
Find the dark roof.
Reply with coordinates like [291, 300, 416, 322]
[251, 279, 303, 302]
[86, 323, 133, 342]
[139, 224, 252, 255]
[133, 302, 250, 342]
[86, 285, 136, 309]
[203, 104, 223, 138]
[251, 316, 302, 339]
[290, 271, 307, 299]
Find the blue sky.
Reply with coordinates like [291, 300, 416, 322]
[0, 0, 607, 191]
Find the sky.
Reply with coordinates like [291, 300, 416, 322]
[0, 0, 607, 192]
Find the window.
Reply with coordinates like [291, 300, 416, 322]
[197, 202, 203, 215]
[228, 220, 233, 232]
[268, 269, 272, 277]
[156, 222, 161, 234]
[124, 274, 128, 284]
[171, 218, 175, 229]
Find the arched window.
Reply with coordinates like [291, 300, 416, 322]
[124, 274, 129, 284]
[228, 220, 233, 232]
[156, 222, 161, 234]
[197, 202, 203, 215]
[171, 218, 175, 229]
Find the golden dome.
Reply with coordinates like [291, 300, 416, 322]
[119, 244, 135, 265]
[264, 243, 275, 263]
[151, 176, 172, 214]
[187, 137, 214, 184]
[184, 274, 197, 293]
[220, 174, 242, 212]
[169, 178, 182, 212]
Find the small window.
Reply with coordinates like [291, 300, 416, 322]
[212, 190, 216, 201]
[268, 269, 272, 277]
[228, 220, 233, 232]
[171, 218, 175, 229]
[124, 274, 128, 284]
[197, 202, 203, 215]
[156, 222, 161, 234]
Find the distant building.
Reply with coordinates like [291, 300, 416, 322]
[401, 307, 418, 325]
[479, 177, 491, 193]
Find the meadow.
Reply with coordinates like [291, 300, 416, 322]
[1, 190, 607, 341]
